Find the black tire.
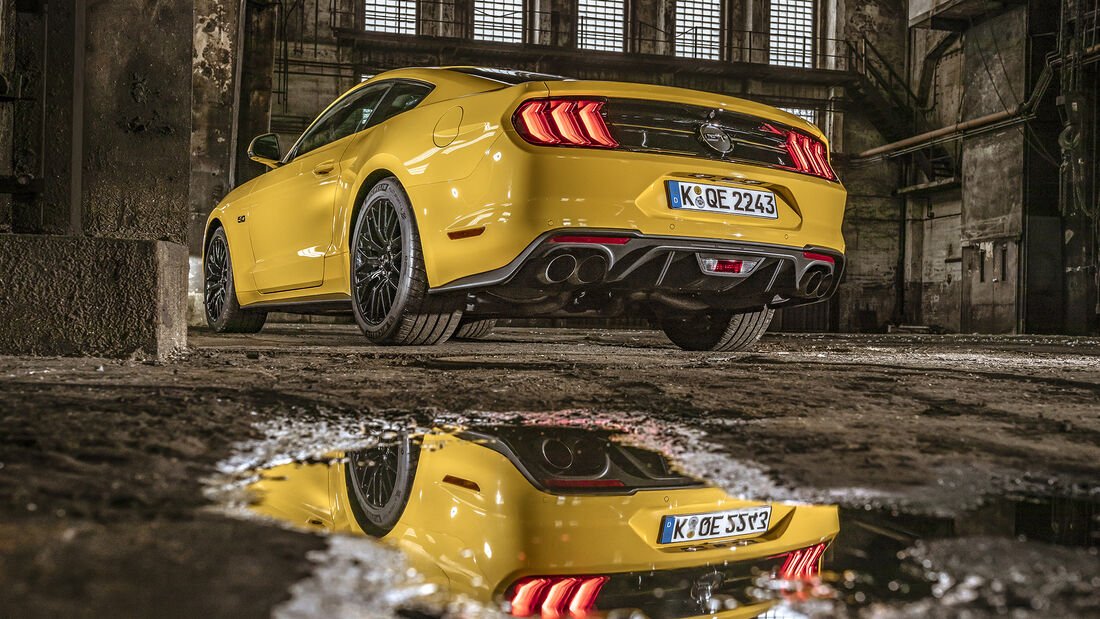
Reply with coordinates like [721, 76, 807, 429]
[344, 436, 419, 536]
[660, 307, 774, 352]
[351, 177, 462, 345]
[204, 227, 266, 333]
[452, 318, 497, 340]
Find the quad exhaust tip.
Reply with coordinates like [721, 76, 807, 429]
[799, 266, 833, 298]
[570, 255, 608, 285]
[539, 253, 609, 286]
[540, 254, 578, 284]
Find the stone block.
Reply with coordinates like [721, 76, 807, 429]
[0, 234, 187, 359]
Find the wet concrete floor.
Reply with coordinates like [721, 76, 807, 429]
[1, 326, 1098, 617]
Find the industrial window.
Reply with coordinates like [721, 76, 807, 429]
[674, 0, 722, 60]
[769, 0, 814, 68]
[578, 0, 625, 52]
[364, 0, 416, 35]
[474, 0, 524, 43]
[780, 106, 818, 125]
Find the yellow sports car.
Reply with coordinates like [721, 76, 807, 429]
[204, 67, 846, 350]
[249, 426, 839, 617]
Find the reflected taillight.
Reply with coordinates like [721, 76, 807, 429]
[513, 99, 619, 148]
[509, 575, 608, 617]
[779, 543, 827, 580]
[761, 123, 836, 181]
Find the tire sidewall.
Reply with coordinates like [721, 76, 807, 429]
[351, 179, 417, 338]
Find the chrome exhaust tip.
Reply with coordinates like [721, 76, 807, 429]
[799, 268, 827, 298]
[569, 255, 608, 285]
[539, 254, 577, 284]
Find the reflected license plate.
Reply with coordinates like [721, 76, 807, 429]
[658, 505, 772, 544]
[667, 180, 778, 219]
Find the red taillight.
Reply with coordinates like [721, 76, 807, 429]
[544, 478, 626, 488]
[509, 576, 608, 617]
[761, 123, 836, 181]
[802, 251, 835, 264]
[548, 236, 630, 245]
[514, 99, 619, 148]
[779, 543, 827, 580]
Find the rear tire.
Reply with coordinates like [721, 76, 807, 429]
[452, 318, 497, 340]
[351, 177, 463, 345]
[660, 307, 774, 352]
[204, 227, 266, 333]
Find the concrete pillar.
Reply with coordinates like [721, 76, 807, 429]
[631, 0, 674, 56]
[191, 0, 244, 255]
[0, 0, 194, 359]
[233, 2, 277, 187]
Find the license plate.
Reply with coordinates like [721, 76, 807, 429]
[658, 505, 772, 544]
[667, 180, 778, 219]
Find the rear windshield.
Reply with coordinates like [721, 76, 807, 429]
[446, 67, 568, 84]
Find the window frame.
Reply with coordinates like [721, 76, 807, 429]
[283, 79, 434, 163]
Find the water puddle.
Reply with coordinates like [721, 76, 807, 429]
[207, 416, 1099, 618]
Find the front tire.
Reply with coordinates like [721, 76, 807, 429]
[660, 307, 774, 352]
[351, 177, 462, 345]
[204, 227, 266, 333]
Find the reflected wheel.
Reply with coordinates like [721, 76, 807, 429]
[345, 436, 419, 536]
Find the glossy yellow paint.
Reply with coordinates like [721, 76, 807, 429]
[249, 432, 839, 617]
[205, 67, 846, 309]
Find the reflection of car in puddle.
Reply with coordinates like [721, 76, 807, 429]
[249, 426, 838, 617]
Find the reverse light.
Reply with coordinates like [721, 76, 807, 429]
[778, 543, 827, 580]
[761, 123, 836, 181]
[514, 99, 619, 148]
[509, 575, 608, 617]
[702, 258, 743, 274]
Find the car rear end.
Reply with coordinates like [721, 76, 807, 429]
[463, 427, 840, 618]
[436, 78, 847, 320]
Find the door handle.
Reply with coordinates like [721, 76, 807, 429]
[312, 161, 336, 176]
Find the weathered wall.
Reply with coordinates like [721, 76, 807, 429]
[901, 5, 1034, 333]
[832, 0, 908, 330]
[80, 0, 193, 243]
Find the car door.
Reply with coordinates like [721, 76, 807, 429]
[247, 82, 392, 294]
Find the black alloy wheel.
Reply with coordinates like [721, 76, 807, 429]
[204, 233, 229, 320]
[353, 198, 403, 326]
[203, 227, 266, 333]
[350, 177, 463, 345]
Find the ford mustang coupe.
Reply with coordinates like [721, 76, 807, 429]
[203, 67, 846, 350]
[249, 426, 839, 617]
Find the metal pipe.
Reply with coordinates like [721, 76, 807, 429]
[858, 105, 1020, 159]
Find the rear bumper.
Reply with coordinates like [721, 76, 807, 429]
[432, 229, 845, 314]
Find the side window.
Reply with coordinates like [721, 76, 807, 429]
[294, 83, 391, 158]
[367, 82, 433, 127]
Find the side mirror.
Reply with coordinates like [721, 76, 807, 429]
[248, 133, 282, 169]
